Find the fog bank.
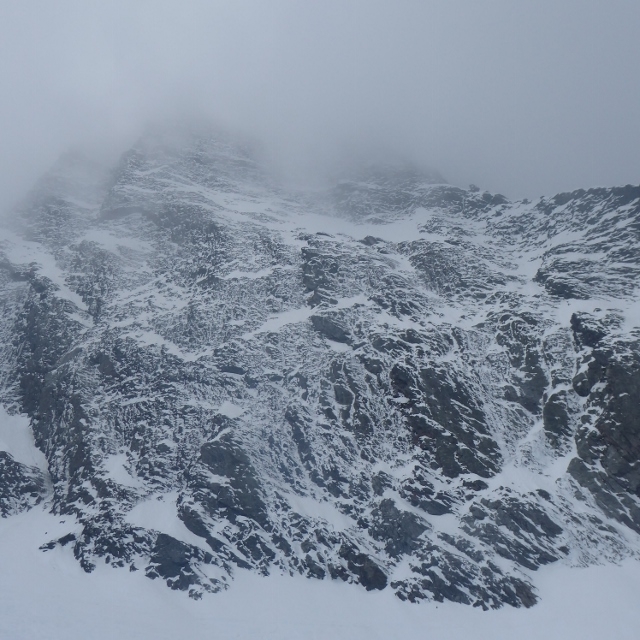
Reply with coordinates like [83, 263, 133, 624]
[1, 0, 639, 211]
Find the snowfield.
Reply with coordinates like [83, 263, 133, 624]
[1, 507, 640, 640]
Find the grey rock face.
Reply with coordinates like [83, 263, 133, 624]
[1, 126, 640, 607]
[0, 452, 46, 516]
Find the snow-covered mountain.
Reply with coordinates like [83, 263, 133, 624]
[1, 125, 639, 610]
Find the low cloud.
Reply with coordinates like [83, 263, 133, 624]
[1, 0, 639, 211]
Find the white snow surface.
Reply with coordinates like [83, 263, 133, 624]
[0, 406, 48, 470]
[0, 507, 639, 640]
[125, 491, 206, 549]
[0, 228, 88, 312]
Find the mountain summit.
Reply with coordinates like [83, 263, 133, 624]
[1, 127, 639, 608]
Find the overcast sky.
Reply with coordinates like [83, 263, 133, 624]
[1, 0, 639, 209]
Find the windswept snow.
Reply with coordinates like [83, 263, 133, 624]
[0, 230, 88, 311]
[0, 407, 48, 471]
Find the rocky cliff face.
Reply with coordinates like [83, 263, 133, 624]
[1, 126, 639, 607]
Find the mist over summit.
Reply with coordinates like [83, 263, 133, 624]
[2, 1, 640, 213]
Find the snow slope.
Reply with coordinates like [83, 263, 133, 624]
[1, 507, 639, 640]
